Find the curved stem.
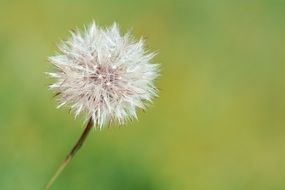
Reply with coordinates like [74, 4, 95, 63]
[45, 118, 93, 190]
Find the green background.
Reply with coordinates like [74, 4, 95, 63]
[1, 0, 285, 189]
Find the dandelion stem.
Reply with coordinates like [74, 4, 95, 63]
[45, 117, 93, 190]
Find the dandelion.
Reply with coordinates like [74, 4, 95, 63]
[45, 22, 159, 189]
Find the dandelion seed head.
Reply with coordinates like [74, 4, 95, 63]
[48, 22, 159, 128]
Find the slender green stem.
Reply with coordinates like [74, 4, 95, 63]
[45, 118, 93, 190]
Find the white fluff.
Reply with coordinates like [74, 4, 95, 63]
[48, 22, 159, 128]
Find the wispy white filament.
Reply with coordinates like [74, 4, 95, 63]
[48, 22, 159, 128]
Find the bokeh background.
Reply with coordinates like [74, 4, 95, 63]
[1, 0, 285, 189]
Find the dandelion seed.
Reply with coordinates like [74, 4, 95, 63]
[48, 22, 159, 128]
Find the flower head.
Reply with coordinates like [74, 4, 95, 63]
[48, 22, 159, 128]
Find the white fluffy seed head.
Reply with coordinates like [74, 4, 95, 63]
[48, 22, 159, 128]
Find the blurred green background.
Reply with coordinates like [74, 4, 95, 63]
[1, 0, 285, 189]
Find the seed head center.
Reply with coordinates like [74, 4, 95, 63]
[90, 65, 117, 88]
